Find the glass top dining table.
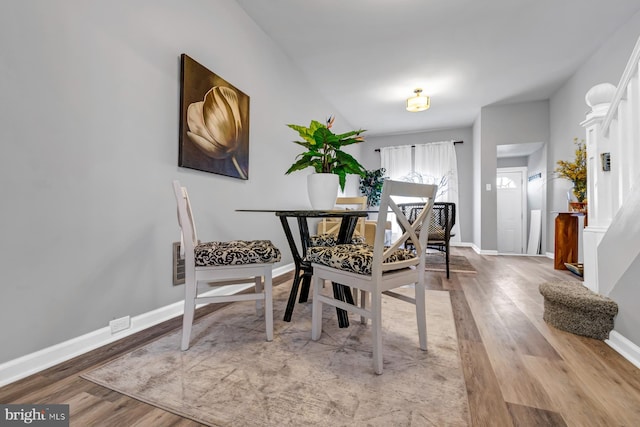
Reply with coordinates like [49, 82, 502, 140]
[236, 209, 370, 328]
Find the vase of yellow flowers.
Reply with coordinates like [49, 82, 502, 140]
[556, 137, 587, 205]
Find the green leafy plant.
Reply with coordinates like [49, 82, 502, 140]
[359, 168, 386, 207]
[555, 138, 587, 202]
[285, 116, 367, 191]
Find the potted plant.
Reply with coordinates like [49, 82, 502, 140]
[359, 168, 386, 207]
[285, 116, 367, 209]
[556, 137, 587, 209]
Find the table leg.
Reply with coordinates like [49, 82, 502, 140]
[284, 268, 302, 322]
[279, 216, 304, 322]
[298, 272, 312, 303]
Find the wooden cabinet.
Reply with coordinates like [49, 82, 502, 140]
[554, 212, 585, 269]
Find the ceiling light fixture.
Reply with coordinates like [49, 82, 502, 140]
[406, 88, 430, 112]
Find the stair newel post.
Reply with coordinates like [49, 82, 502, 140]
[580, 83, 616, 292]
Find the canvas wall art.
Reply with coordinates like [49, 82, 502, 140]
[179, 54, 249, 179]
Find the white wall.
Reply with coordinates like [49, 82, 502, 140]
[360, 127, 474, 243]
[527, 145, 547, 253]
[473, 115, 482, 248]
[0, 0, 345, 363]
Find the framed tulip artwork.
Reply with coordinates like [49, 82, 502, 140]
[179, 54, 250, 179]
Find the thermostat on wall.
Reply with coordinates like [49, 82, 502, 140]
[601, 152, 611, 171]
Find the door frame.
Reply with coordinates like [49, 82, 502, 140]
[496, 166, 528, 254]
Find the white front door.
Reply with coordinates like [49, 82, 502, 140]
[497, 167, 527, 254]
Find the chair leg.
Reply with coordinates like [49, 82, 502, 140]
[254, 276, 263, 316]
[181, 280, 197, 351]
[311, 274, 323, 341]
[264, 271, 273, 342]
[359, 290, 367, 324]
[445, 244, 451, 279]
[371, 292, 383, 375]
[415, 281, 427, 351]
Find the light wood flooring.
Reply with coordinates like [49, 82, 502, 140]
[1, 248, 639, 426]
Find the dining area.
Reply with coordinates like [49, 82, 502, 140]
[175, 176, 439, 375]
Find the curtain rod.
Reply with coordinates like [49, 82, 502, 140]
[374, 140, 463, 152]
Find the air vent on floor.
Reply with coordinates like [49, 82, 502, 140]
[173, 242, 185, 286]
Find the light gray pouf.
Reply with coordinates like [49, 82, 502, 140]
[539, 281, 618, 340]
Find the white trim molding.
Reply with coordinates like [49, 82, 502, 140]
[471, 243, 498, 255]
[0, 264, 294, 387]
[450, 241, 474, 248]
[606, 330, 640, 370]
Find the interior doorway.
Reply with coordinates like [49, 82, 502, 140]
[497, 167, 527, 254]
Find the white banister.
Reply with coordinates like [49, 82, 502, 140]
[581, 36, 640, 294]
[602, 37, 640, 132]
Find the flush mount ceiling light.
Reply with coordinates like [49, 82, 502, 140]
[406, 88, 430, 112]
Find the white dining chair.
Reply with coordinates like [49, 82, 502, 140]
[173, 180, 281, 350]
[307, 180, 437, 374]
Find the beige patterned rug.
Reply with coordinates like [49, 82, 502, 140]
[425, 253, 476, 273]
[83, 285, 470, 426]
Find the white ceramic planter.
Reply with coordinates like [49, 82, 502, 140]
[307, 173, 339, 209]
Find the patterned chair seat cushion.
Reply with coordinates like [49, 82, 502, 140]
[309, 233, 366, 247]
[306, 244, 416, 275]
[428, 227, 446, 241]
[195, 240, 281, 266]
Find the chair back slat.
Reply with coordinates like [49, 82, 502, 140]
[318, 196, 367, 237]
[373, 180, 437, 275]
[173, 180, 198, 260]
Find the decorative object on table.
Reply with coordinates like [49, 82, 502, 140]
[179, 54, 249, 180]
[555, 137, 587, 203]
[359, 168, 386, 207]
[285, 116, 367, 209]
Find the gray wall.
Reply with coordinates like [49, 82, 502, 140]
[360, 127, 474, 243]
[0, 0, 348, 363]
[497, 156, 527, 168]
[476, 100, 550, 251]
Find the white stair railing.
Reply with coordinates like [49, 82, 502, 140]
[581, 36, 640, 294]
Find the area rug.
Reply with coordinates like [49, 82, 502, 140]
[82, 285, 470, 426]
[425, 253, 476, 273]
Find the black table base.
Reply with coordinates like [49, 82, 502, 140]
[277, 211, 365, 328]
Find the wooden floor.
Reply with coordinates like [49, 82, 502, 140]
[2, 248, 640, 426]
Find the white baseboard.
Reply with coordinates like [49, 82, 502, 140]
[545, 251, 554, 259]
[0, 264, 294, 387]
[470, 243, 498, 255]
[450, 241, 474, 248]
[606, 330, 640, 369]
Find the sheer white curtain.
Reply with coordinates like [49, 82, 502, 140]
[380, 145, 412, 180]
[380, 146, 412, 236]
[414, 141, 460, 242]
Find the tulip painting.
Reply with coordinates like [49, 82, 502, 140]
[179, 54, 249, 179]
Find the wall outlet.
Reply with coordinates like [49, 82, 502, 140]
[109, 315, 131, 334]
